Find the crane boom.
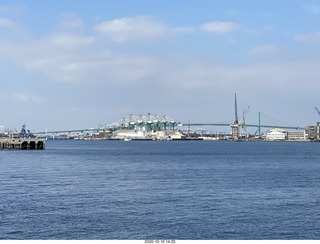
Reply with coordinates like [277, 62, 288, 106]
[244, 105, 250, 116]
[240, 105, 250, 138]
[315, 106, 320, 116]
[242, 105, 250, 125]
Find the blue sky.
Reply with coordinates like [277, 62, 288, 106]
[1, 0, 320, 132]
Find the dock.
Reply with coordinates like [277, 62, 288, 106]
[0, 138, 45, 150]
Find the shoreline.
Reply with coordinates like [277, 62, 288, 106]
[46, 138, 314, 142]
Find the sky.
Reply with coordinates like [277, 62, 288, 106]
[1, 0, 320, 132]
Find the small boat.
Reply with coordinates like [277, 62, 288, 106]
[124, 137, 132, 141]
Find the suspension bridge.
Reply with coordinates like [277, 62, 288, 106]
[33, 94, 305, 137]
[34, 112, 304, 136]
[181, 122, 303, 130]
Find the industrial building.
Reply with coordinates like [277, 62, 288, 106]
[266, 128, 306, 141]
[266, 128, 287, 140]
[106, 113, 179, 140]
[113, 129, 146, 139]
[304, 122, 320, 141]
[107, 113, 178, 131]
[287, 131, 305, 140]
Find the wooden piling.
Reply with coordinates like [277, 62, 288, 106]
[0, 138, 45, 150]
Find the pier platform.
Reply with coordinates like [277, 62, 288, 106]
[0, 138, 45, 150]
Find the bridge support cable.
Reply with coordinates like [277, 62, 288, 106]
[180, 123, 303, 130]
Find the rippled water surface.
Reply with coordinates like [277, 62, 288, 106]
[1, 140, 320, 239]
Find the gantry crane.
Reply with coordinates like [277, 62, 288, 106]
[240, 105, 250, 138]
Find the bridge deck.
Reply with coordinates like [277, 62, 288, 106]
[34, 122, 304, 135]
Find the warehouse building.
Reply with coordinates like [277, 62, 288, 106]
[287, 131, 305, 140]
[113, 129, 146, 139]
[266, 128, 287, 140]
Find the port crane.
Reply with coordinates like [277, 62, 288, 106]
[230, 93, 239, 139]
[315, 106, 320, 117]
[240, 105, 250, 138]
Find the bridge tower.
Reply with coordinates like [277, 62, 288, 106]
[230, 93, 239, 140]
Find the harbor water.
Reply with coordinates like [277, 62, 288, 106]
[1, 140, 320, 239]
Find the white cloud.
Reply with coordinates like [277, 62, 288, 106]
[13, 93, 43, 103]
[250, 45, 284, 55]
[0, 29, 97, 82]
[94, 15, 167, 42]
[170, 26, 196, 34]
[59, 19, 84, 30]
[200, 21, 241, 34]
[58, 12, 85, 32]
[1, 26, 319, 93]
[0, 15, 317, 98]
[94, 16, 244, 42]
[43, 33, 95, 47]
[0, 31, 158, 83]
[0, 18, 15, 27]
[159, 59, 320, 96]
[0, 18, 32, 42]
[295, 31, 320, 43]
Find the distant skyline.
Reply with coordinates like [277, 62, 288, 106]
[1, 0, 320, 131]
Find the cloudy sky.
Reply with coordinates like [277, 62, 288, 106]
[1, 0, 320, 132]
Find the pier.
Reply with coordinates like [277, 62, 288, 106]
[0, 138, 45, 150]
